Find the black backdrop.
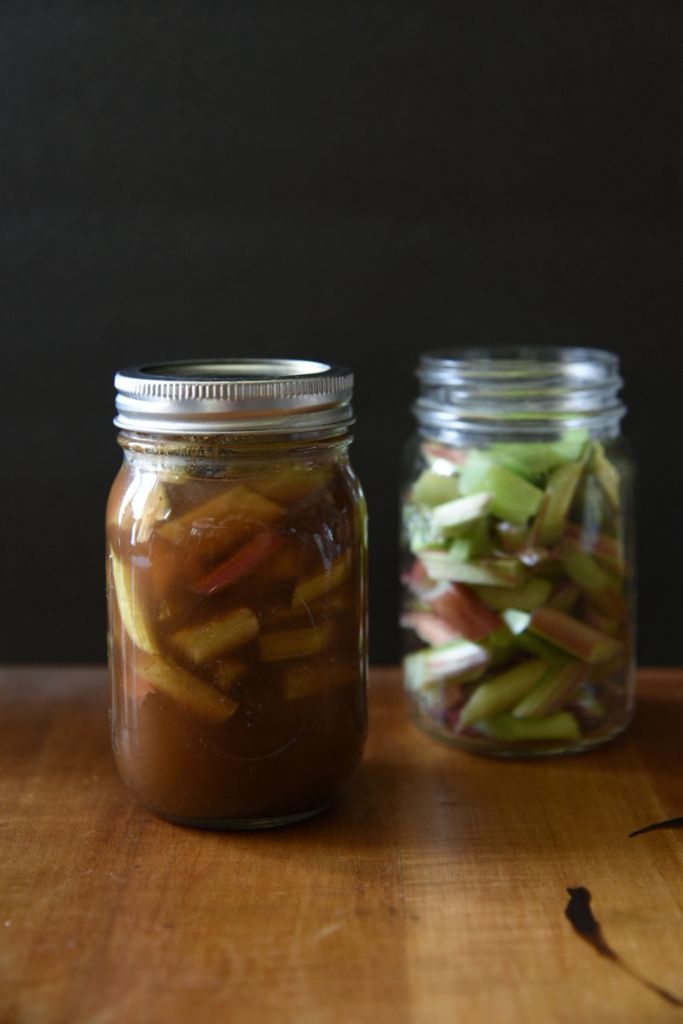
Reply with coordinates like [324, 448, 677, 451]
[1, 2, 682, 663]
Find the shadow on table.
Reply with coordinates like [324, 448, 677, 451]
[219, 691, 683, 868]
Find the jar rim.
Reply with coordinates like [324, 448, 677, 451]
[414, 346, 625, 440]
[418, 346, 619, 384]
[114, 358, 354, 435]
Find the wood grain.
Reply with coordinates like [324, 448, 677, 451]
[1, 666, 682, 1024]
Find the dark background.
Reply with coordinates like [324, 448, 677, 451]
[1, 2, 681, 664]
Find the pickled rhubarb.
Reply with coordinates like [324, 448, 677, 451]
[107, 446, 366, 825]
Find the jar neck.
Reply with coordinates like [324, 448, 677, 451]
[118, 428, 353, 462]
[414, 347, 625, 444]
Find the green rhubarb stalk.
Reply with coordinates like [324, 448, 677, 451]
[459, 659, 548, 727]
[171, 607, 260, 664]
[474, 577, 552, 612]
[259, 624, 332, 662]
[291, 555, 350, 607]
[591, 441, 620, 508]
[488, 430, 589, 482]
[430, 492, 491, 531]
[476, 711, 580, 742]
[459, 452, 544, 525]
[419, 551, 527, 588]
[110, 552, 159, 654]
[512, 660, 585, 718]
[411, 470, 460, 507]
[141, 656, 238, 722]
[533, 457, 586, 546]
[562, 544, 626, 619]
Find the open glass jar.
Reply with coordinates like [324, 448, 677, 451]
[107, 360, 367, 828]
[401, 347, 635, 756]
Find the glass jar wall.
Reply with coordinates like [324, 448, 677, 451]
[107, 361, 367, 828]
[401, 348, 635, 756]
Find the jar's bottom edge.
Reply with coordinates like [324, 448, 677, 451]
[154, 804, 335, 832]
[411, 709, 634, 759]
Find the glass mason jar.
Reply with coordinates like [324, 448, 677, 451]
[401, 347, 635, 756]
[107, 359, 368, 828]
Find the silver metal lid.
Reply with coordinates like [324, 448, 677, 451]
[114, 359, 354, 435]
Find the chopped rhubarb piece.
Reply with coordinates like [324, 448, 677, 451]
[252, 465, 334, 503]
[411, 470, 460, 507]
[428, 583, 501, 642]
[212, 659, 247, 693]
[582, 605, 621, 637]
[591, 441, 620, 507]
[547, 582, 581, 612]
[519, 632, 567, 662]
[401, 558, 432, 595]
[459, 451, 544, 524]
[473, 577, 552, 612]
[493, 521, 529, 554]
[512, 660, 585, 718]
[529, 607, 622, 664]
[430, 492, 491, 532]
[400, 612, 460, 647]
[259, 624, 332, 662]
[281, 660, 358, 699]
[140, 656, 239, 722]
[562, 544, 626, 618]
[158, 485, 285, 551]
[565, 524, 624, 575]
[532, 458, 585, 546]
[291, 555, 350, 608]
[489, 431, 589, 482]
[476, 710, 580, 742]
[403, 639, 489, 690]
[171, 607, 259, 664]
[418, 551, 526, 588]
[420, 442, 467, 468]
[459, 659, 548, 726]
[192, 529, 284, 595]
[110, 551, 159, 654]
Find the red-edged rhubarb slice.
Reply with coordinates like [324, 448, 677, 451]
[403, 639, 489, 690]
[565, 524, 624, 575]
[158, 485, 285, 552]
[192, 529, 284, 595]
[428, 583, 501, 642]
[400, 612, 460, 647]
[528, 607, 622, 664]
[401, 558, 432, 595]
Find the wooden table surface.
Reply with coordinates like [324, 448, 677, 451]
[1, 666, 682, 1024]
